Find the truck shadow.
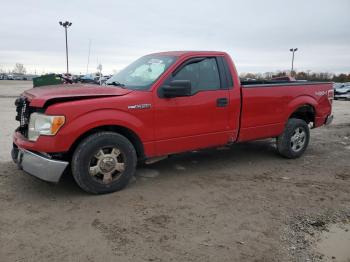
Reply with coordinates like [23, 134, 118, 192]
[144, 139, 278, 171]
[1, 139, 280, 198]
[0, 161, 82, 198]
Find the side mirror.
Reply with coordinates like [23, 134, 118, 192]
[160, 80, 191, 98]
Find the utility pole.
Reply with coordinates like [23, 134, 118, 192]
[289, 48, 298, 76]
[86, 39, 91, 74]
[59, 21, 72, 74]
[97, 64, 102, 85]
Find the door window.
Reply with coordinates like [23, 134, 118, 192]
[173, 57, 221, 94]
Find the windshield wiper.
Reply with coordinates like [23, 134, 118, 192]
[106, 81, 125, 87]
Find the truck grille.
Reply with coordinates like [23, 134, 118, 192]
[15, 96, 30, 136]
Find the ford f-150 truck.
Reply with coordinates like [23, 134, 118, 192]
[12, 51, 334, 194]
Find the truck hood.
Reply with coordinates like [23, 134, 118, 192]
[23, 84, 133, 107]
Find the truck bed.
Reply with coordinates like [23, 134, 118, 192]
[238, 81, 332, 142]
[241, 79, 330, 87]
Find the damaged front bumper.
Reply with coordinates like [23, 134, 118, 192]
[12, 146, 69, 183]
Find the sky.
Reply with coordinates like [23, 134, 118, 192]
[0, 0, 349, 75]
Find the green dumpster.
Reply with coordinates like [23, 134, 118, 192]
[33, 74, 63, 87]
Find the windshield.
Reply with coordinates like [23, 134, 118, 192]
[106, 55, 176, 90]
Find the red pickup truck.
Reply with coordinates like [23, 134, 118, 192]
[12, 51, 333, 194]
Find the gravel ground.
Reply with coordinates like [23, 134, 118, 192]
[0, 81, 349, 262]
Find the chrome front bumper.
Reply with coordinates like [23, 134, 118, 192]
[12, 146, 69, 183]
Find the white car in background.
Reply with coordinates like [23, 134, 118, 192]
[6, 74, 14, 80]
[334, 83, 350, 100]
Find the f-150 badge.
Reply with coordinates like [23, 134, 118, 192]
[315, 91, 327, 96]
[128, 104, 152, 109]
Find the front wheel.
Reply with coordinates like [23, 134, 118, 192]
[277, 118, 310, 159]
[72, 132, 137, 194]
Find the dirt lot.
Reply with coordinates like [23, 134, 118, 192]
[0, 81, 349, 262]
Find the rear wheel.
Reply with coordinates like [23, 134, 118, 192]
[277, 118, 310, 159]
[72, 132, 137, 194]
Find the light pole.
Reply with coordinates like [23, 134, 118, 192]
[59, 21, 72, 74]
[289, 48, 298, 76]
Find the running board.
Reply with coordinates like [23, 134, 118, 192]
[145, 156, 168, 165]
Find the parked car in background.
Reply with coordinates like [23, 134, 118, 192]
[6, 74, 14, 80]
[79, 73, 100, 84]
[13, 74, 26, 80]
[334, 83, 350, 100]
[100, 74, 112, 84]
[72, 74, 84, 83]
[25, 74, 38, 81]
[333, 82, 342, 89]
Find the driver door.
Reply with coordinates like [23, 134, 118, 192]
[153, 56, 231, 155]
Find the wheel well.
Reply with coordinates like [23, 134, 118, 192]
[289, 105, 315, 124]
[68, 125, 145, 160]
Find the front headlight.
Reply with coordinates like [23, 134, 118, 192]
[28, 113, 65, 141]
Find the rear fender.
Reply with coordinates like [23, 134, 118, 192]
[286, 95, 317, 121]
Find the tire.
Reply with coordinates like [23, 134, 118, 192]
[71, 132, 137, 194]
[277, 118, 310, 159]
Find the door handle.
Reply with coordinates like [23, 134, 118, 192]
[216, 97, 228, 107]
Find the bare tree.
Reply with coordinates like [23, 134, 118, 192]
[240, 70, 350, 82]
[13, 63, 26, 75]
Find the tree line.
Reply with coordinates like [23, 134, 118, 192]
[0, 63, 27, 75]
[240, 71, 350, 82]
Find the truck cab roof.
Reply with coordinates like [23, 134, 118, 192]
[148, 51, 228, 57]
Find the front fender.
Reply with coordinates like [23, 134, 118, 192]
[30, 109, 152, 153]
[64, 109, 146, 139]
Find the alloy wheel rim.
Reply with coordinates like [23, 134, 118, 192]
[88, 147, 125, 184]
[290, 127, 306, 152]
